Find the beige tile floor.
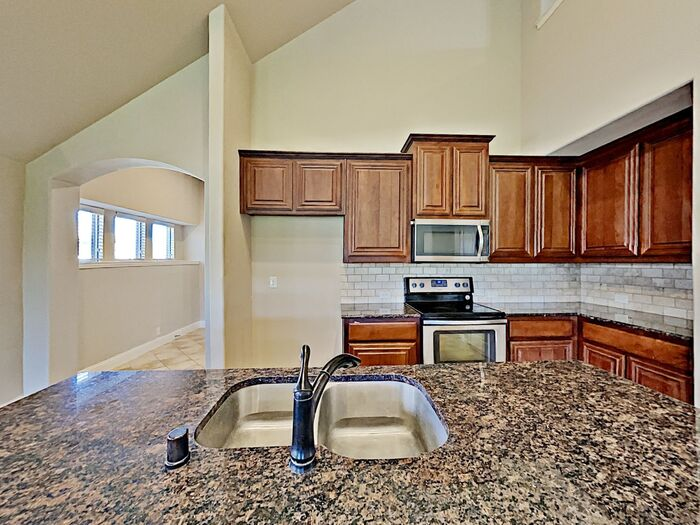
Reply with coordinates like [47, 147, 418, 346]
[115, 329, 205, 371]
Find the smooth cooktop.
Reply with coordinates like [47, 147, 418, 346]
[405, 300, 506, 321]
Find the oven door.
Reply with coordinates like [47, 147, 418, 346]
[413, 219, 490, 262]
[422, 320, 506, 364]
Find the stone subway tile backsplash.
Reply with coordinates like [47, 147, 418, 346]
[341, 262, 693, 321]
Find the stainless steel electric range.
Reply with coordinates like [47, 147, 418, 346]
[404, 277, 507, 364]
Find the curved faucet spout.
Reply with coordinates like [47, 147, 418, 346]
[289, 346, 360, 474]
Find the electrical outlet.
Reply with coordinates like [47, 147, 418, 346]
[269, 276, 278, 289]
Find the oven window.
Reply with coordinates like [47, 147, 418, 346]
[433, 330, 496, 362]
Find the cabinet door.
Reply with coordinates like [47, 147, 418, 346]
[534, 167, 576, 259]
[241, 158, 293, 213]
[639, 129, 692, 258]
[347, 342, 418, 366]
[344, 160, 411, 262]
[490, 164, 534, 259]
[414, 144, 451, 217]
[293, 159, 344, 214]
[580, 147, 639, 257]
[627, 357, 692, 403]
[452, 143, 488, 217]
[510, 340, 573, 362]
[582, 342, 625, 376]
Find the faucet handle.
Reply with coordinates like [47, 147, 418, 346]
[295, 344, 313, 393]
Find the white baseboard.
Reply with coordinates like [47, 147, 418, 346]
[81, 321, 205, 372]
[1, 394, 26, 408]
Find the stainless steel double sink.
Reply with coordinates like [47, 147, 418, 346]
[195, 376, 448, 460]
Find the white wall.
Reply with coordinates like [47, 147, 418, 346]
[0, 156, 25, 404]
[521, 0, 699, 154]
[251, 217, 344, 367]
[208, 5, 253, 368]
[248, 0, 524, 365]
[23, 55, 209, 394]
[252, 0, 522, 155]
[519, 0, 700, 404]
[79, 263, 202, 368]
[81, 167, 204, 225]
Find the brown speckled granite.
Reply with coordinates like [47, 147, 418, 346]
[341, 302, 420, 318]
[0, 362, 698, 524]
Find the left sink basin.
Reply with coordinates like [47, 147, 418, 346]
[195, 381, 295, 449]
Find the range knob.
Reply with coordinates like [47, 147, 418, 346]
[419, 283, 425, 288]
[462, 282, 469, 288]
[455, 282, 461, 288]
[411, 283, 417, 288]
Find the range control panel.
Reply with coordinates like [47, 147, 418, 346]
[405, 277, 473, 293]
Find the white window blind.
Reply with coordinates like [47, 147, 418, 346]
[77, 208, 104, 261]
[114, 214, 146, 260]
[152, 223, 175, 260]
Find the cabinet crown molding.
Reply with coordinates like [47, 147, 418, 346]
[401, 134, 495, 153]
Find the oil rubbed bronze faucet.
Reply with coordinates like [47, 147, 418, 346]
[289, 345, 360, 474]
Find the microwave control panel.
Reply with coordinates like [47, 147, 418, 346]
[405, 277, 473, 293]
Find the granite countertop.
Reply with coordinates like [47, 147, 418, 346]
[341, 302, 421, 318]
[490, 301, 693, 340]
[1, 362, 698, 524]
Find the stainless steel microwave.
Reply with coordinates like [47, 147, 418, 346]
[412, 219, 490, 262]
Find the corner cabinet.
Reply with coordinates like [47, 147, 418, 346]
[402, 135, 493, 219]
[579, 146, 639, 258]
[344, 159, 412, 263]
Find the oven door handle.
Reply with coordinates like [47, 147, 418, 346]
[423, 319, 507, 326]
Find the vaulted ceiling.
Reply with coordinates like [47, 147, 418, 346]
[0, 0, 354, 163]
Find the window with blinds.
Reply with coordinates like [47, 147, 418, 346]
[152, 223, 175, 260]
[77, 208, 104, 261]
[114, 214, 146, 260]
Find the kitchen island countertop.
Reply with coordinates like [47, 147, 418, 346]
[0, 361, 697, 524]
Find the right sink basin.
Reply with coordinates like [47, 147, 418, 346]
[316, 378, 448, 460]
[195, 375, 448, 460]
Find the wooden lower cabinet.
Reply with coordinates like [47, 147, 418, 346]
[581, 342, 626, 377]
[507, 316, 576, 362]
[344, 318, 419, 366]
[627, 357, 692, 404]
[510, 340, 573, 362]
[347, 341, 417, 366]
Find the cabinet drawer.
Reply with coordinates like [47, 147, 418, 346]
[510, 340, 573, 362]
[509, 318, 575, 339]
[347, 321, 418, 342]
[347, 342, 418, 366]
[627, 357, 692, 403]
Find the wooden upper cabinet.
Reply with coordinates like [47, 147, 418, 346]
[414, 144, 451, 216]
[344, 159, 411, 262]
[404, 135, 492, 218]
[453, 143, 489, 217]
[241, 154, 344, 215]
[293, 159, 344, 214]
[534, 167, 576, 259]
[639, 128, 692, 258]
[241, 157, 293, 213]
[580, 146, 639, 257]
[490, 164, 534, 260]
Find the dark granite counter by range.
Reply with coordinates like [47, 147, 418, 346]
[341, 302, 420, 318]
[490, 301, 693, 340]
[1, 362, 698, 524]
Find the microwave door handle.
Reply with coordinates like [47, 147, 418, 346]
[476, 225, 484, 256]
